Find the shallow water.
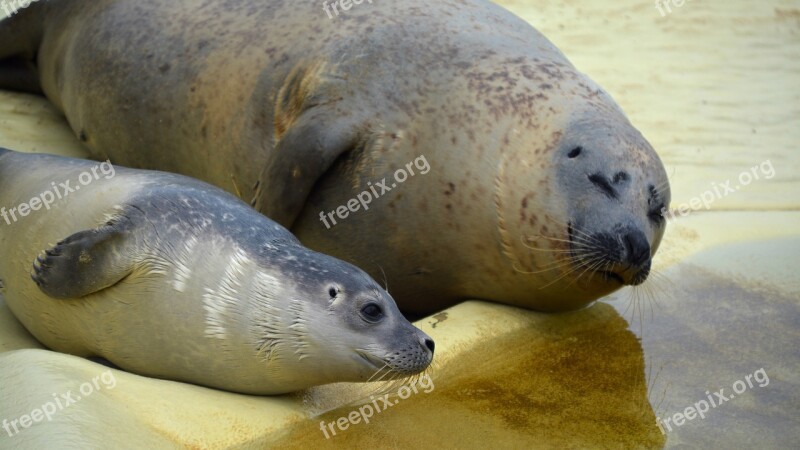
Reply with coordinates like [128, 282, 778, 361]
[270, 302, 665, 448]
[260, 231, 799, 448]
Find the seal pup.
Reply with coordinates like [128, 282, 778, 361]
[0, 0, 670, 314]
[0, 148, 434, 395]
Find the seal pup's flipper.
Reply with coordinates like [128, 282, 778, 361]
[31, 206, 146, 299]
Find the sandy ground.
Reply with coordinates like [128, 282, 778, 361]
[0, 0, 798, 448]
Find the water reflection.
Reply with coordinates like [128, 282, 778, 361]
[267, 302, 664, 448]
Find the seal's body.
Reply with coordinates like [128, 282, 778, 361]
[0, 0, 670, 314]
[0, 149, 434, 395]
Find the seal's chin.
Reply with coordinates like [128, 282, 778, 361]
[599, 270, 626, 285]
[599, 264, 650, 286]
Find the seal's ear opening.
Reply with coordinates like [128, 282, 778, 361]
[327, 284, 342, 305]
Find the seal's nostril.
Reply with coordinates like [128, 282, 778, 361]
[424, 338, 435, 354]
[588, 173, 618, 199]
[623, 230, 650, 267]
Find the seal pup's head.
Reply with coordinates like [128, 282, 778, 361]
[222, 240, 435, 393]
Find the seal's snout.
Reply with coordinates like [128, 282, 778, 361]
[414, 328, 436, 357]
[386, 329, 434, 375]
[415, 328, 436, 357]
[622, 229, 651, 268]
[585, 227, 652, 286]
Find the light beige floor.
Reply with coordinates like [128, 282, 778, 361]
[0, 0, 798, 448]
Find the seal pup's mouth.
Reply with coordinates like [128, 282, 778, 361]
[356, 346, 432, 379]
[355, 349, 387, 371]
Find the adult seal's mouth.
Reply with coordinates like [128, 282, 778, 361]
[568, 221, 656, 288]
[599, 266, 650, 286]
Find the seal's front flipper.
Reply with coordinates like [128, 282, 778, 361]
[254, 115, 361, 226]
[252, 62, 364, 227]
[31, 207, 146, 299]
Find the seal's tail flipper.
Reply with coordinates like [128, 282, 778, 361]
[30, 205, 147, 299]
[0, 5, 45, 93]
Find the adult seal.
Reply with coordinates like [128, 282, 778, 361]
[0, 0, 671, 314]
[0, 148, 434, 395]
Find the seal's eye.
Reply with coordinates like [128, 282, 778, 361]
[328, 287, 339, 298]
[568, 147, 582, 158]
[647, 185, 666, 226]
[648, 205, 666, 225]
[360, 303, 384, 322]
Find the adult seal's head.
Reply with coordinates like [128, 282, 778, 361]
[494, 101, 671, 311]
[552, 110, 670, 287]
[0, 149, 434, 395]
